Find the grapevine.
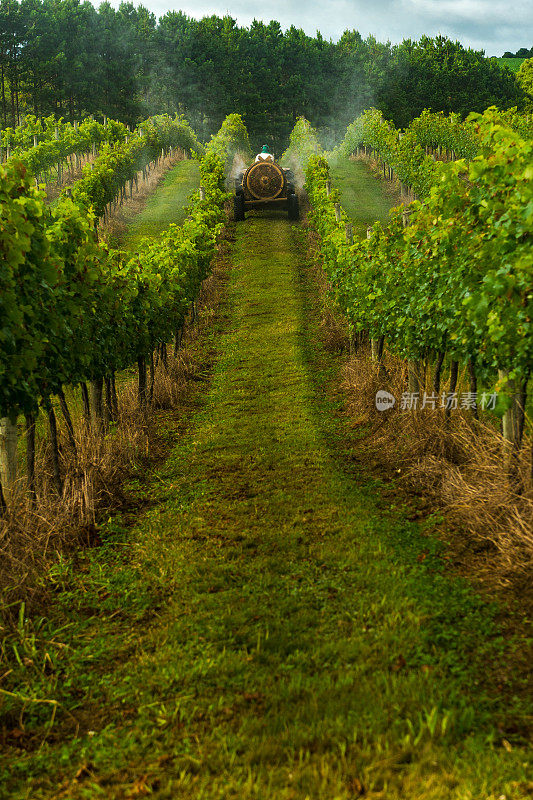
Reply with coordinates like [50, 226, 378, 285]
[288, 110, 532, 447]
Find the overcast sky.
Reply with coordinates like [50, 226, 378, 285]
[108, 0, 532, 56]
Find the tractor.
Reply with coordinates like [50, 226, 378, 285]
[233, 160, 299, 221]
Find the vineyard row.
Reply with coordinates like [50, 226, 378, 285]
[332, 106, 533, 199]
[0, 113, 250, 507]
[283, 110, 532, 460]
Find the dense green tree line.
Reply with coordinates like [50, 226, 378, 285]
[503, 47, 533, 58]
[0, 1, 526, 149]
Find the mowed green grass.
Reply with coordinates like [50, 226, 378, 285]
[2, 210, 530, 800]
[329, 157, 396, 236]
[496, 57, 526, 72]
[123, 158, 200, 250]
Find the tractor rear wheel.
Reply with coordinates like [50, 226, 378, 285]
[234, 193, 245, 221]
[288, 192, 299, 221]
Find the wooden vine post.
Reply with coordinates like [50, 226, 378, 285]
[407, 361, 422, 395]
[498, 370, 526, 454]
[0, 416, 18, 495]
[138, 358, 147, 409]
[444, 361, 458, 420]
[345, 224, 353, 245]
[25, 413, 36, 501]
[91, 378, 104, 431]
[46, 404, 63, 495]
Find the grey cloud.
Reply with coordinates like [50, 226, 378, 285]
[107, 0, 533, 54]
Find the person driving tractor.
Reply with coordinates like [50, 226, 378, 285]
[255, 144, 274, 162]
[233, 145, 299, 221]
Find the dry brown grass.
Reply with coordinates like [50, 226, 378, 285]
[0, 230, 231, 612]
[342, 348, 533, 590]
[0, 410, 147, 606]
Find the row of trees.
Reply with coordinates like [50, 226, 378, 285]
[0, 1, 527, 150]
[502, 47, 533, 58]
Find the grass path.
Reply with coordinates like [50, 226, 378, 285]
[121, 158, 200, 250]
[329, 157, 396, 236]
[2, 208, 530, 799]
